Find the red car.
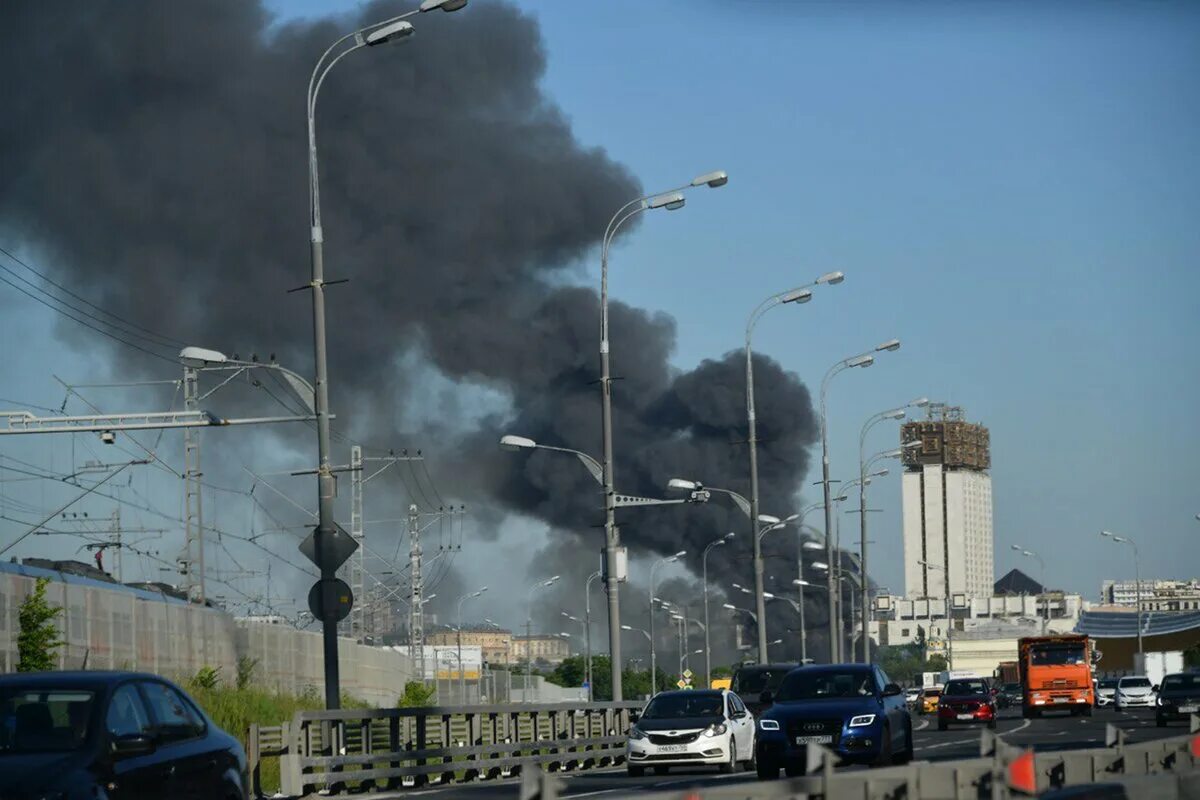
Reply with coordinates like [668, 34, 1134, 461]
[937, 678, 997, 731]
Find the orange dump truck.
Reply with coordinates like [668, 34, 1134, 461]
[1018, 634, 1094, 718]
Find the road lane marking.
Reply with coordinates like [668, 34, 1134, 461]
[998, 719, 1032, 738]
[914, 719, 930, 731]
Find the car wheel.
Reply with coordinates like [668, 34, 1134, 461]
[720, 743, 737, 774]
[937, 718, 948, 731]
[1082, 705, 1092, 718]
[653, 765, 669, 775]
[894, 719, 914, 764]
[627, 765, 645, 777]
[756, 757, 779, 780]
[1156, 715, 1166, 728]
[872, 725, 893, 767]
[784, 762, 804, 777]
[742, 739, 758, 772]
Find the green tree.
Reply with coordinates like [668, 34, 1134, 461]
[17, 577, 63, 672]
[924, 654, 948, 673]
[711, 665, 733, 679]
[397, 681, 437, 707]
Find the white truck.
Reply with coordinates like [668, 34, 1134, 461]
[1135, 651, 1184, 690]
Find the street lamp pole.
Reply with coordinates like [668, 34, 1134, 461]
[304, 0, 464, 711]
[745, 275, 844, 662]
[649, 552, 685, 694]
[584, 570, 601, 701]
[456, 587, 486, 701]
[857, 398, 927, 663]
[702, 533, 733, 689]
[525, 575, 560, 703]
[1010, 545, 1047, 634]
[620, 625, 652, 694]
[599, 172, 727, 701]
[919, 560, 951, 668]
[819, 339, 900, 662]
[1101, 531, 1143, 659]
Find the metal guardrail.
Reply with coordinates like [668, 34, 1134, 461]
[248, 701, 641, 797]
[518, 717, 1200, 800]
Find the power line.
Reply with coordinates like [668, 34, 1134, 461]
[0, 244, 187, 348]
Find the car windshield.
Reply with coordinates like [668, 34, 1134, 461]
[642, 694, 723, 720]
[1099, 679, 1119, 689]
[1120, 677, 1151, 688]
[732, 668, 792, 694]
[1030, 644, 1086, 665]
[945, 679, 989, 696]
[1003, 683, 1021, 692]
[1162, 674, 1200, 691]
[924, 689, 941, 697]
[775, 670, 874, 701]
[0, 689, 95, 753]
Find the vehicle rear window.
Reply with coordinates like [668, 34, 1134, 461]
[924, 689, 941, 697]
[1119, 677, 1152, 688]
[732, 668, 792, 694]
[0, 689, 95, 753]
[1003, 683, 1021, 692]
[1099, 679, 1118, 689]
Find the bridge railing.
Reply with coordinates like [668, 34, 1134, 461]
[518, 718, 1200, 800]
[249, 700, 641, 797]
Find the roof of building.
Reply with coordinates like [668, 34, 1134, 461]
[994, 568, 1044, 596]
[1075, 609, 1200, 638]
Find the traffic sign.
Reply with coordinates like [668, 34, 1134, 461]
[298, 522, 358, 571]
[683, 669, 693, 679]
[308, 577, 353, 623]
[676, 679, 687, 689]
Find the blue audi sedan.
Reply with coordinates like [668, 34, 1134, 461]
[754, 664, 913, 776]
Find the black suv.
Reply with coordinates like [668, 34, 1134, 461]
[731, 663, 801, 716]
[0, 671, 248, 799]
[1155, 672, 1200, 727]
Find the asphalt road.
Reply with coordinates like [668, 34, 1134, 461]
[397, 706, 1190, 799]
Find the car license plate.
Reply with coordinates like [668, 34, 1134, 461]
[656, 744, 687, 753]
[795, 735, 833, 745]
[957, 714, 974, 720]
[1180, 705, 1199, 714]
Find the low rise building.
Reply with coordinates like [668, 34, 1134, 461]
[512, 634, 571, 666]
[871, 590, 1085, 649]
[426, 625, 513, 666]
[1100, 579, 1200, 611]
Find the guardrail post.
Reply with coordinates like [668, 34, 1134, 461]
[280, 715, 306, 798]
[386, 713, 401, 790]
[415, 710, 428, 787]
[247, 723, 260, 798]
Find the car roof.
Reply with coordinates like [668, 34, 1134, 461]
[0, 671, 168, 687]
[793, 663, 872, 675]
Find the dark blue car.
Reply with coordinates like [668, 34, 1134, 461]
[754, 664, 913, 776]
[0, 671, 248, 800]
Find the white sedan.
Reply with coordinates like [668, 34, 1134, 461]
[626, 689, 756, 776]
[1114, 676, 1156, 709]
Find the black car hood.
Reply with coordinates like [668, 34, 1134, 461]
[0, 751, 89, 793]
[1159, 691, 1200, 702]
[636, 715, 723, 732]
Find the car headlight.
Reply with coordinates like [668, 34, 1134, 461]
[629, 727, 647, 740]
[759, 719, 780, 731]
[703, 723, 728, 737]
[848, 714, 876, 728]
[1155, 696, 1164, 706]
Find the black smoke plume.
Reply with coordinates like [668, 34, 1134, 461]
[1, 0, 826, 658]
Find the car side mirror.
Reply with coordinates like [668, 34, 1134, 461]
[1153, 684, 1160, 693]
[111, 733, 156, 759]
[759, 690, 773, 705]
[882, 683, 903, 697]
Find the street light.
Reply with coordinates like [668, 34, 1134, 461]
[855, 398, 928, 663]
[620, 624, 653, 693]
[792, 578, 812, 663]
[818, 341, 902, 663]
[583, 570, 602, 702]
[303, 0, 465, 711]
[1100, 531, 1143, 659]
[502, 438, 705, 702]
[597, 172, 727, 702]
[648, 552, 685, 694]
[525, 575, 560, 702]
[701, 532, 734, 690]
[1010, 545, 1047, 634]
[456, 587, 487, 700]
[744, 274, 845, 663]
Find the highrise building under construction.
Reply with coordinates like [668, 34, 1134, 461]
[901, 405, 994, 600]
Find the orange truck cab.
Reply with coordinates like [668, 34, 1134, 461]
[1018, 634, 1095, 718]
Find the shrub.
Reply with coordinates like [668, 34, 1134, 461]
[18, 577, 63, 672]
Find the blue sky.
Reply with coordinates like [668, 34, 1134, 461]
[3, 0, 1198, 607]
